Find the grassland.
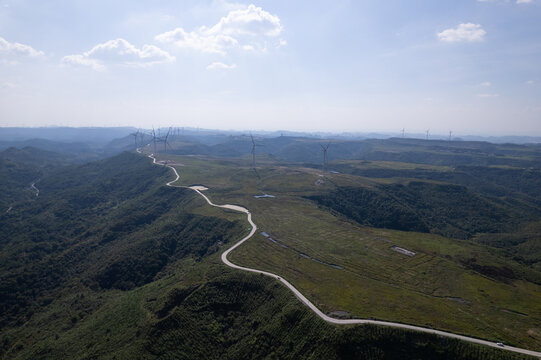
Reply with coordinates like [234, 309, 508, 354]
[156, 152, 541, 351]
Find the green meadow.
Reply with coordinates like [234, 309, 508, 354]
[162, 152, 541, 350]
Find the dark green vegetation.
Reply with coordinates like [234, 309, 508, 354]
[307, 180, 540, 239]
[0, 152, 247, 357]
[0, 147, 72, 209]
[2, 133, 541, 359]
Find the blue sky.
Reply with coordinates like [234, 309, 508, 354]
[0, 0, 540, 135]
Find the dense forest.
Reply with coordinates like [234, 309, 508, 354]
[0, 151, 244, 332]
[307, 180, 541, 239]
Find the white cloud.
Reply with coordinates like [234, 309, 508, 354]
[1, 81, 21, 89]
[62, 38, 174, 71]
[480, 81, 491, 87]
[155, 4, 284, 55]
[209, 4, 282, 37]
[0, 36, 44, 63]
[526, 80, 534, 85]
[155, 28, 238, 55]
[206, 61, 237, 70]
[437, 23, 486, 43]
[517, 0, 533, 3]
[477, 93, 500, 98]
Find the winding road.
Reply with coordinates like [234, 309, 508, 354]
[30, 180, 39, 197]
[146, 151, 541, 358]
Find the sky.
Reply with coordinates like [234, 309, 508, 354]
[0, 0, 540, 136]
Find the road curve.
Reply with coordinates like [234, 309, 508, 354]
[30, 180, 39, 197]
[146, 151, 541, 359]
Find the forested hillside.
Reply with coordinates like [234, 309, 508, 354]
[308, 181, 541, 239]
[0, 147, 72, 210]
[0, 152, 244, 335]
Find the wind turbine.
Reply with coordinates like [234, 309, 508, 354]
[426, 129, 430, 140]
[250, 133, 263, 169]
[449, 130, 453, 141]
[163, 127, 171, 164]
[152, 127, 157, 155]
[138, 130, 146, 147]
[402, 128, 405, 138]
[130, 130, 139, 150]
[320, 143, 330, 177]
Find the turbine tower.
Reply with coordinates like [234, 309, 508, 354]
[320, 143, 330, 177]
[163, 127, 171, 164]
[251, 134, 257, 169]
[402, 128, 405, 138]
[139, 130, 146, 147]
[130, 130, 139, 150]
[426, 129, 430, 140]
[250, 133, 263, 169]
[449, 130, 453, 141]
[152, 127, 157, 155]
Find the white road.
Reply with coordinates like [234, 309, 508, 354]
[146, 151, 541, 358]
[30, 181, 39, 197]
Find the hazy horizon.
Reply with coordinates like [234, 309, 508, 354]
[2, 125, 541, 143]
[1, 1, 540, 136]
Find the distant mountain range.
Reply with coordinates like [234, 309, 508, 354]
[1, 127, 540, 146]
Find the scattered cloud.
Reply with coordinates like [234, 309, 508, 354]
[211, 4, 282, 37]
[437, 23, 486, 43]
[62, 38, 174, 71]
[516, 0, 533, 3]
[206, 61, 237, 70]
[0, 36, 44, 63]
[480, 81, 492, 87]
[155, 28, 238, 55]
[477, 93, 500, 98]
[1, 81, 21, 89]
[526, 80, 534, 85]
[155, 4, 284, 55]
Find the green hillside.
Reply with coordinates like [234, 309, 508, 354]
[0, 147, 72, 210]
[0, 152, 244, 334]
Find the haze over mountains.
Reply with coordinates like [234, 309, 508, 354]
[2, 126, 541, 144]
